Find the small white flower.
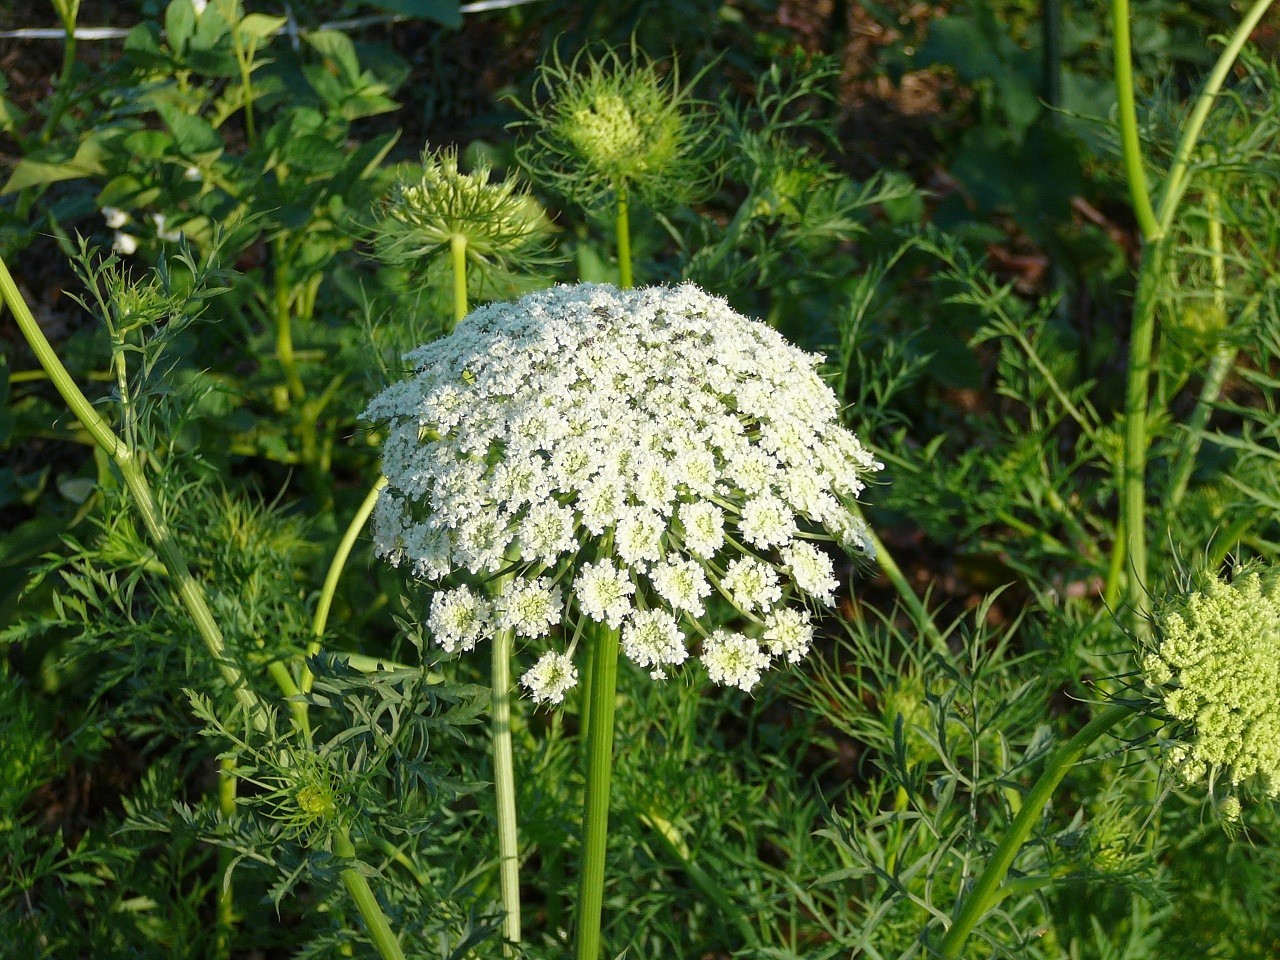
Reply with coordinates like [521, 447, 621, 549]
[152, 213, 182, 243]
[616, 507, 665, 571]
[739, 494, 797, 549]
[183, 165, 204, 181]
[702, 630, 771, 691]
[427, 585, 492, 654]
[721, 557, 782, 613]
[102, 207, 129, 229]
[782, 541, 839, 606]
[622, 608, 687, 674]
[521, 651, 578, 704]
[577, 558, 635, 627]
[649, 557, 710, 616]
[112, 232, 138, 255]
[678, 500, 725, 560]
[518, 500, 577, 564]
[763, 608, 813, 664]
[496, 577, 563, 637]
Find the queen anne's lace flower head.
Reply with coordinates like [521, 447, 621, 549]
[1144, 567, 1280, 804]
[366, 282, 883, 701]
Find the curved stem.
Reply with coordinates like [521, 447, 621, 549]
[450, 235, 468, 329]
[492, 627, 521, 950]
[616, 187, 633, 289]
[302, 476, 388, 695]
[937, 703, 1132, 957]
[574, 622, 621, 960]
[854, 511, 947, 655]
[2, 253, 407, 959]
[1112, 0, 1160, 241]
[1155, 0, 1277, 234]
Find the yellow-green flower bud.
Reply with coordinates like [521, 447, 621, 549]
[1146, 568, 1280, 801]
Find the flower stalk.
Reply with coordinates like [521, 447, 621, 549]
[492, 626, 522, 950]
[574, 621, 620, 960]
[615, 187, 633, 288]
[937, 702, 1132, 957]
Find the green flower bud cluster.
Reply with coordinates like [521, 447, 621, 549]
[373, 146, 555, 279]
[514, 44, 719, 213]
[1145, 568, 1280, 802]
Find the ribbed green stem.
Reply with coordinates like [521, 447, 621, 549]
[1111, 0, 1159, 241]
[335, 828, 407, 960]
[492, 627, 521, 951]
[215, 756, 237, 960]
[937, 703, 1132, 957]
[302, 475, 388, 695]
[574, 622, 621, 960]
[616, 188, 633, 289]
[273, 236, 305, 405]
[450, 235, 468, 329]
[1114, 246, 1165, 631]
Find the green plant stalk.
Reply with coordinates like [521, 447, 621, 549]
[39, 0, 80, 143]
[1155, 0, 1277, 232]
[937, 702, 1132, 957]
[302, 475, 388, 695]
[492, 627, 521, 951]
[273, 236, 305, 405]
[450, 235, 469, 329]
[0, 254, 408, 960]
[216, 755, 237, 960]
[1, 258, 268, 722]
[574, 622, 621, 960]
[335, 828, 407, 960]
[1168, 192, 1234, 509]
[1111, 0, 1159, 241]
[854, 511, 947, 654]
[616, 187, 633, 289]
[1114, 248, 1165, 628]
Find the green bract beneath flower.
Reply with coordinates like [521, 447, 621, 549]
[514, 45, 718, 212]
[373, 146, 554, 279]
[1145, 568, 1280, 801]
[364, 282, 882, 701]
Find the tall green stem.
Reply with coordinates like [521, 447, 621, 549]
[574, 622, 621, 960]
[273, 236, 304, 405]
[1, 254, 406, 960]
[615, 187, 633, 289]
[492, 627, 521, 951]
[450, 235, 468, 329]
[216, 756, 238, 960]
[1111, 0, 1159, 241]
[937, 703, 1132, 957]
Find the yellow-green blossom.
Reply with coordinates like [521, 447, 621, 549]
[1145, 568, 1280, 800]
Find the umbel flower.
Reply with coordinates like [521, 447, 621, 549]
[1143, 567, 1280, 802]
[364, 283, 881, 702]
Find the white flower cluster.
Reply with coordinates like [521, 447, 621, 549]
[366, 283, 882, 702]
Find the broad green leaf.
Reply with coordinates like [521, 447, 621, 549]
[238, 13, 287, 45]
[165, 0, 197, 53]
[154, 102, 223, 156]
[2, 137, 108, 194]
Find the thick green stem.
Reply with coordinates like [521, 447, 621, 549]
[492, 627, 521, 950]
[1113, 247, 1165, 630]
[335, 828, 407, 960]
[574, 622, 620, 960]
[616, 188, 633, 289]
[1111, 0, 1160, 241]
[302, 476, 388, 695]
[450, 235, 468, 329]
[937, 703, 1132, 957]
